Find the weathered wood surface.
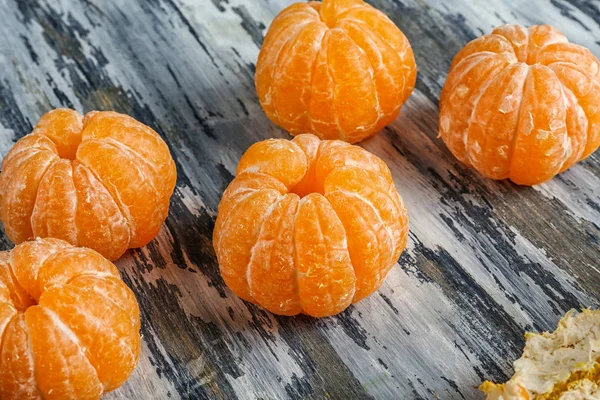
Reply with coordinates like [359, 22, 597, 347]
[0, 0, 599, 398]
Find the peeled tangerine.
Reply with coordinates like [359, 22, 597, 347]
[481, 309, 600, 400]
[440, 24, 600, 185]
[0, 109, 177, 260]
[213, 134, 408, 317]
[256, 0, 417, 144]
[0, 238, 141, 400]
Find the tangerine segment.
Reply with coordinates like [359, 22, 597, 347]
[324, 168, 394, 301]
[550, 62, 600, 159]
[325, 166, 407, 267]
[319, 0, 362, 26]
[0, 147, 58, 243]
[338, 19, 404, 115]
[256, 0, 416, 143]
[0, 315, 40, 400]
[0, 255, 34, 311]
[76, 139, 161, 248]
[72, 161, 131, 260]
[32, 109, 83, 160]
[440, 52, 516, 165]
[26, 306, 103, 400]
[315, 139, 393, 185]
[556, 74, 588, 173]
[336, 4, 416, 101]
[268, 21, 328, 133]
[247, 194, 302, 316]
[36, 247, 120, 295]
[492, 24, 529, 62]
[509, 65, 568, 185]
[535, 42, 600, 81]
[306, 29, 338, 139]
[30, 159, 131, 261]
[214, 134, 408, 317]
[9, 238, 71, 301]
[290, 134, 321, 197]
[255, 4, 321, 124]
[294, 194, 356, 317]
[524, 25, 568, 64]
[449, 34, 515, 70]
[69, 275, 141, 331]
[81, 111, 176, 194]
[39, 279, 139, 391]
[215, 189, 283, 302]
[213, 172, 287, 250]
[0, 134, 57, 174]
[31, 159, 78, 244]
[0, 109, 176, 260]
[0, 238, 141, 399]
[440, 24, 600, 185]
[320, 28, 380, 138]
[0, 136, 56, 242]
[465, 63, 528, 179]
[236, 139, 307, 189]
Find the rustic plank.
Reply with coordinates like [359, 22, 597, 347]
[0, 0, 598, 399]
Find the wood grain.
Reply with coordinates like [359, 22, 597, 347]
[0, 0, 598, 399]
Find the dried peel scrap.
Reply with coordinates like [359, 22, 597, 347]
[481, 309, 600, 400]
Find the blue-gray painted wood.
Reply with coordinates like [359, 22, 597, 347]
[0, 0, 598, 399]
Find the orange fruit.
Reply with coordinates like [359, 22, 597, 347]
[0, 109, 177, 260]
[213, 134, 408, 317]
[0, 237, 141, 400]
[255, 0, 417, 144]
[439, 24, 600, 185]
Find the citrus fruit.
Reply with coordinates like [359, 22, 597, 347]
[255, 0, 417, 144]
[0, 237, 141, 400]
[481, 309, 600, 400]
[213, 134, 408, 317]
[0, 109, 177, 260]
[439, 24, 600, 186]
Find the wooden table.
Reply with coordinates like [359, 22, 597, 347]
[0, 0, 598, 399]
